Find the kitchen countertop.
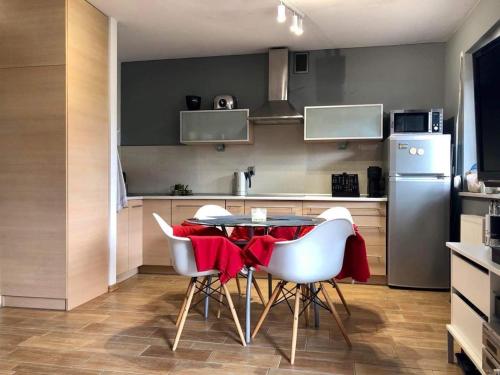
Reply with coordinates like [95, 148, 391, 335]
[459, 191, 500, 200]
[127, 193, 387, 202]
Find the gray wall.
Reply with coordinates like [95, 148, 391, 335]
[121, 54, 268, 145]
[289, 44, 445, 114]
[121, 43, 445, 146]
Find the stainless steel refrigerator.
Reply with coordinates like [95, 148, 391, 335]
[386, 134, 451, 289]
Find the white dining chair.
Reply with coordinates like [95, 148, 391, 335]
[317, 206, 354, 315]
[251, 218, 354, 364]
[318, 206, 354, 223]
[152, 213, 246, 350]
[194, 204, 232, 220]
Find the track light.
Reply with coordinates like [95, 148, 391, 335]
[276, 1, 305, 36]
[277, 2, 286, 23]
[290, 13, 298, 33]
[295, 16, 303, 35]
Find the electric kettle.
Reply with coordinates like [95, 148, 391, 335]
[233, 167, 255, 196]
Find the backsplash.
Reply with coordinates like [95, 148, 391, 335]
[120, 125, 383, 195]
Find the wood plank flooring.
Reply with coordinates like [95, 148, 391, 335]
[0, 274, 460, 374]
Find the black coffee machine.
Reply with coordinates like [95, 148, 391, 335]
[367, 166, 384, 197]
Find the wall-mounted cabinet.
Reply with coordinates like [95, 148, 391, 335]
[180, 109, 252, 144]
[304, 104, 383, 142]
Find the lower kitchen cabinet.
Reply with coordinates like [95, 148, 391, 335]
[302, 201, 387, 276]
[129, 203, 143, 269]
[117, 207, 129, 275]
[171, 199, 226, 225]
[138, 198, 387, 277]
[226, 200, 245, 215]
[244, 200, 303, 216]
[116, 200, 143, 279]
[143, 200, 172, 266]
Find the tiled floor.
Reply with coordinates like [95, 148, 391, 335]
[0, 274, 460, 374]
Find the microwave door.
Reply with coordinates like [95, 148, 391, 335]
[394, 112, 429, 133]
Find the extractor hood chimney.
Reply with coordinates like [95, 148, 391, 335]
[249, 48, 303, 125]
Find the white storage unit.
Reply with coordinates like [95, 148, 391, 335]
[461, 214, 485, 245]
[180, 109, 252, 144]
[447, 242, 500, 374]
[304, 104, 383, 141]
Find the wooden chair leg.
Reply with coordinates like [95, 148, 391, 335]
[252, 278, 266, 305]
[302, 284, 310, 327]
[216, 284, 223, 319]
[320, 282, 351, 347]
[222, 282, 246, 347]
[290, 284, 301, 365]
[235, 275, 242, 296]
[252, 281, 285, 339]
[176, 278, 194, 327]
[332, 278, 351, 316]
[172, 277, 197, 351]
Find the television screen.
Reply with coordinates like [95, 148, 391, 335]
[473, 36, 500, 185]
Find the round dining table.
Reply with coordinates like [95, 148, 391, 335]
[185, 214, 325, 343]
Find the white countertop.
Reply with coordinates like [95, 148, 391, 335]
[127, 193, 387, 202]
[459, 191, 500, 200]
[446, 242, 500, 277]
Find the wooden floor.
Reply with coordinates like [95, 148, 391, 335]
[0, 274, 460, 374]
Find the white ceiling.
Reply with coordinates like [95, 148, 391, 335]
[88, 0, 479, 62]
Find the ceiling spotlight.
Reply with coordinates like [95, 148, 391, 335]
[277, 2, 286, 23]
[295, 17, 303, 35]
[290, 13, 298, 33]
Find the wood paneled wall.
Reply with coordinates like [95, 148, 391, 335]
[66, 0, 109, 310]
[0, 0, 67, 307]
[0, 0, 110, 310]
[0, 0, 66, 68]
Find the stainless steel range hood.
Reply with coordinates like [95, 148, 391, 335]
[249, 48, 303, 125]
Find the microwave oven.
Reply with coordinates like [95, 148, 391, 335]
[390, 109, 443, 134]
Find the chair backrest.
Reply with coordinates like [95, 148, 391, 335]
[152, 213, 201, 277]
[262, 218, 354, 284]
[194, 204, 232, 220]
[318, 207, 354, 224]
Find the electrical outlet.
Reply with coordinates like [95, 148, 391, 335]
[248, 166, 255, 176]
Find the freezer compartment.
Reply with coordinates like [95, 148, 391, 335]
[388, 176, 450, 288]
[387, 134, 451, 177]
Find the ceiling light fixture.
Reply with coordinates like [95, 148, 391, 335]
[295, 17, 303, 36]
[290, 13, 299, 33]
[277, 1, 305, 36]
[277, 2, 286, 23]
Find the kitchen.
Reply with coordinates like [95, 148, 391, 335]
[0, 1, 499, 374]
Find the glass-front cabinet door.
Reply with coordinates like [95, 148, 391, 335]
[180, 109, 252, 144]
[304, 104, 383, 141]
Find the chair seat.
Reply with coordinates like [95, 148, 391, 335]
[184, 269, 219, 278]
[260, 266, 328, 284]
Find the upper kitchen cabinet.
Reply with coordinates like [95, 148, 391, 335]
[304, 104, 383, 142]
[180, 109, 253, 144]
